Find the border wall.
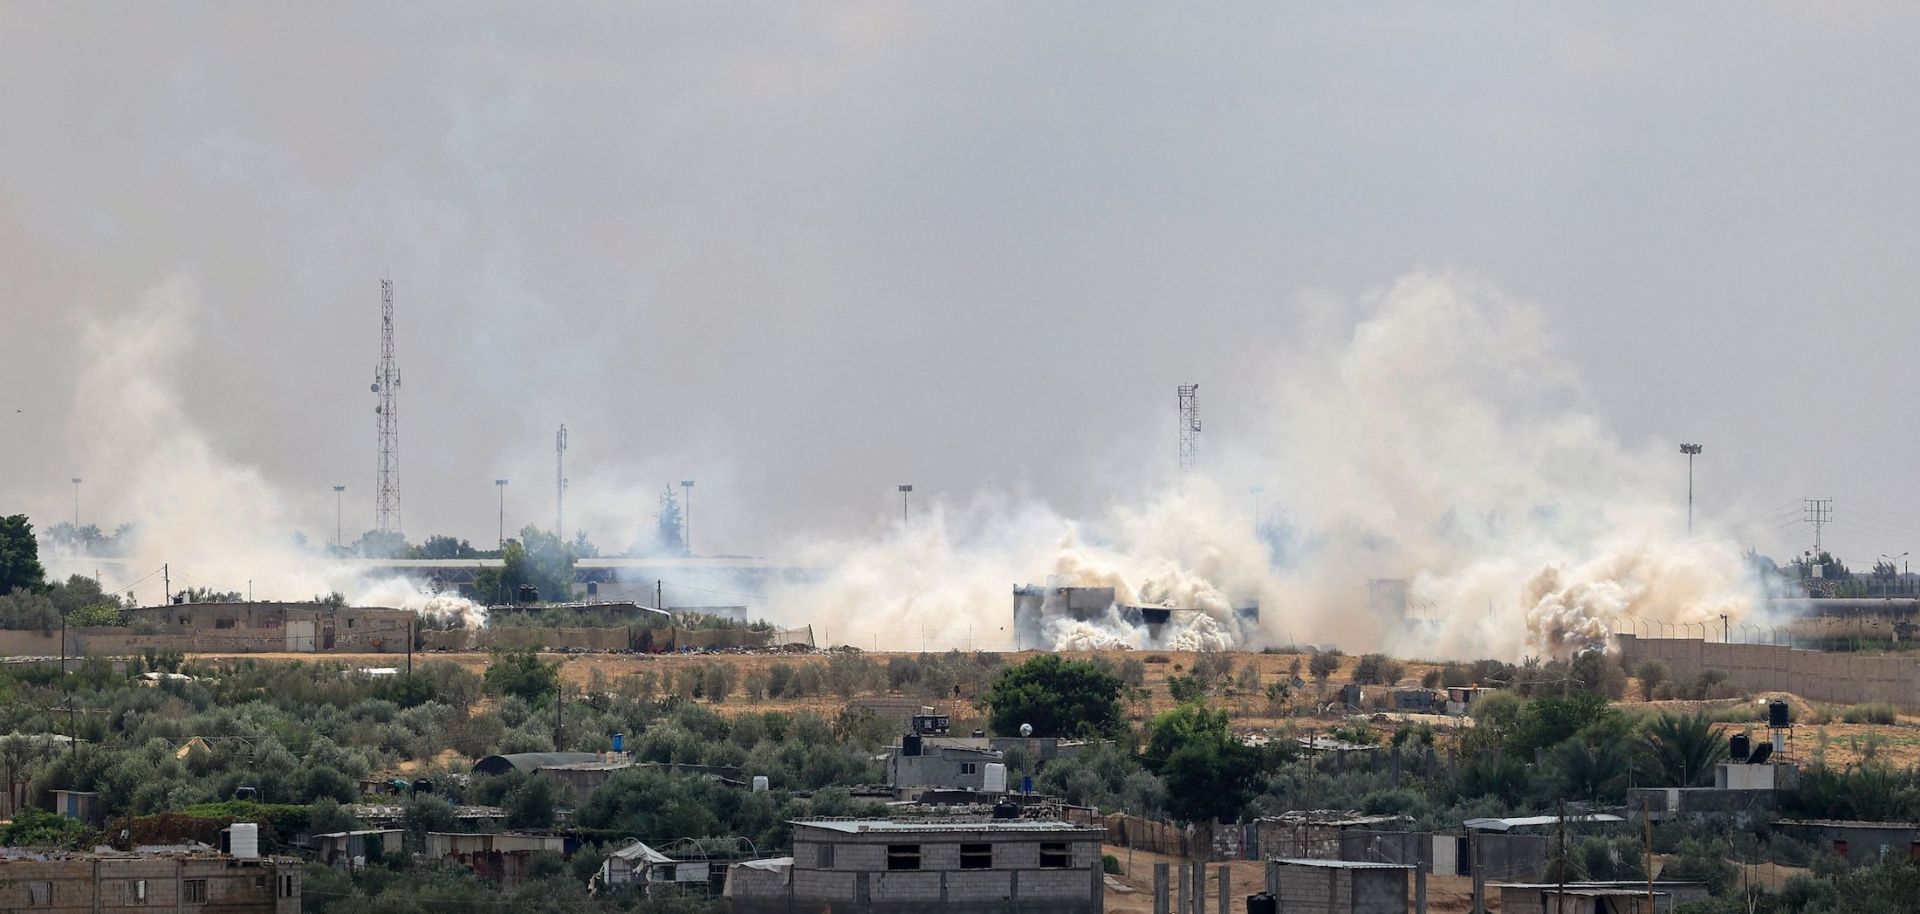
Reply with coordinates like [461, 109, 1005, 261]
[1614, 634, 1920, 709]
[418, 625, 816, 653]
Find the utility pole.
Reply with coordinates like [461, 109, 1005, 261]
[1555, 800, 1567, 914]
[494, 479, 509, 548]
[332, 486, 346, 548]
[554, 424, 569, 538]
[1249, 486, 1264, 534]
[1804, 498, 1833, 556]
[898, 484, 913, 526]
[162, 563, 169, 607]
[70, 477, 81, 528]
[1679, 443, 1701, 534]
[1643, 798, 1655, 914]
[680, 480, 695, 556]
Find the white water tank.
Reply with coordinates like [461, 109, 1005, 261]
[229, 823, 259, 859]
[983, 763, 1007, 794]
[752, 776, 769, 793]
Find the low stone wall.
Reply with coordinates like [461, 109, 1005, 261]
[1615, 634, 1920, 709]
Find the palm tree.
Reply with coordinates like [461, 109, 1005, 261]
[1557, 740, 1629, 804]
[1639, 712, 1728, 787]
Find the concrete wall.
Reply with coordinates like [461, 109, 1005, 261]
[0, 604, 415, 657]
[888, 746, 1000, 790]
[1614, 634, 1920, 709]
[0, 855, 299, 914]
[732, 826, 1102, 914]
[1267, 863, 1408, 914]
[1776, 822, 1920, 866]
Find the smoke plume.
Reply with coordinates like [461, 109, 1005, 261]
[763, 272, 1766, 657]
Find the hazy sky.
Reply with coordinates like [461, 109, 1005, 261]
[4, 3, 1918, 566]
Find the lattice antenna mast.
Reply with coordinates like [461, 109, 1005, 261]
[1177, 383, 1201, 475]
[555, 424, 569, 537]
[373, 279, 402, 534]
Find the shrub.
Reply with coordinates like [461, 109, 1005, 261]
[1102, 854, 1123, 875]
[1841, 702, 1897, 725]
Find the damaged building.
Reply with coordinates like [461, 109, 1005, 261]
[1011, 585, 1257, 650]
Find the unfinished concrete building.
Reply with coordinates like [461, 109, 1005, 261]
[725, 819, 1104, 914]
[0, 849, 300, 914]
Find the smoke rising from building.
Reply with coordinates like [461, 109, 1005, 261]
[761, 271, 1768, 657]
[41, 272, 1766, 658]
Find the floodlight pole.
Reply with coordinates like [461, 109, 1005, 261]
[1680, 443, 1702, 534]
[898, 485, 913, 526]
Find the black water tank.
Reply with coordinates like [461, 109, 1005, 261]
[902, 733, 922, 756]
[1768, 700, 1791, 729]
[992, 800, 1020, 819]
[413, 778, 434, 795]
[1729, 733, 1751, 762]
[1246, 893, 1277, 914]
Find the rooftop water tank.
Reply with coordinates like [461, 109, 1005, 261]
[229, 823, 259, 859]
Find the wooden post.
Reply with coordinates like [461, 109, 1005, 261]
[1177, 862, 1190, 914]
[1216, 864, 1228, 914]
[1154, 864, 1170, 914]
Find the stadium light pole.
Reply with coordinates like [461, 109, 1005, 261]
[331, 486, 346, 548]
[680, 480, 695, 556]
[898, 484, 913, 526]
[70, 477, 81, 528]
[495, 479, 509, 548]
[1680, 443, 1703, 534]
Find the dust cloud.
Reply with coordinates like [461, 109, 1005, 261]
[40, 273, 1764, 659]
[762, 272, 1765, 658]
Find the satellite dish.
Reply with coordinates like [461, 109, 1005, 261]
[375, 406, 383, 414]
[1019, 723, 1033, 737]
[370, 382, 380, 393]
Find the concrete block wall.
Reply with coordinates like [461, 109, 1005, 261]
[0, 855, 293, 914]
[1615, 635, 1920, 710]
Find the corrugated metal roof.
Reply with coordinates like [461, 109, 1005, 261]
[471, 752, 602, 774]
[791, 819, 1099, 834]
[1777, 818, 1920, 829]
[1465, 814, 1624, 832]
[1271, 858, 1414, 869]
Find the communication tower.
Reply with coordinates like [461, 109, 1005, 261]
[372, 279, 401, 534]
[555, 424, 569, 537]
[1177, 383, 1201, 475]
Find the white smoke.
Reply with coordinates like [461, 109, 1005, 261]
[763, 271, 1768, 658]
[40, 272, 1769, 659]
[39, 277, 494, 628]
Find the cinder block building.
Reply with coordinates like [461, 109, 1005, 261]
[424, 832, 568, 885]
[0, 849, 299, 914]
[725, 818, 1104, 914]
[1264, 859, 1412, 914]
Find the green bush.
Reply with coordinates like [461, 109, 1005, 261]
[1103, 854, 1123, 875]
[1841, 702, 1897, 725]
